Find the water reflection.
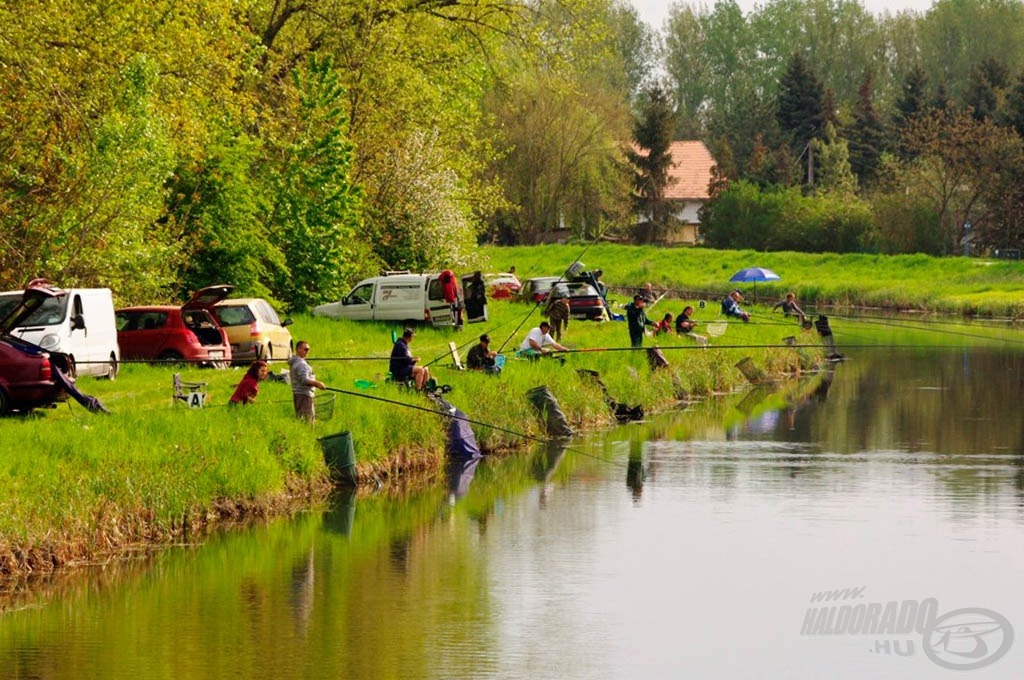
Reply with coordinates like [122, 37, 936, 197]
[3, 348, 1024, 679]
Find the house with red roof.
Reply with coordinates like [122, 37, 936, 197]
[635, 140, 717, 245]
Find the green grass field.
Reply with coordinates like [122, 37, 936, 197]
[9, 242, 1023, 575]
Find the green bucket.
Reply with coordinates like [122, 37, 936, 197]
[318, 430, 358, 486]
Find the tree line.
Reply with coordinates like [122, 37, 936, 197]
[3, 0, 1024, 310]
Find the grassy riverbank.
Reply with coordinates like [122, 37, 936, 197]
[9, 243, 1022, 578]
[487, 244, 1024, 317]
[1, 288, 825, 577]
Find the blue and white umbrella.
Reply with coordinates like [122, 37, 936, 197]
[729, 267, 781, 301]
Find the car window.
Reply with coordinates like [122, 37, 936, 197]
[345, 283, 374, 305]
[118, 311, 168, 331]
[568, 283, 598, 296]
[183, 310, 216, 329]
[115, 312, 138, 331]
[213, 304, 255, 326]
[0, 294, 68, 326]
[258, 301, 281, 325]
[427, 279, 444, 301]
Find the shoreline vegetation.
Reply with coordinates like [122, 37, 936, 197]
[3, 245, 1024, 581]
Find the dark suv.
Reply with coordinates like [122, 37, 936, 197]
[0, 280, 72, 414]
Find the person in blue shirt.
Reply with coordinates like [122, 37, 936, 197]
[721, 290, 750, 322]
[390, 328, 430, 390]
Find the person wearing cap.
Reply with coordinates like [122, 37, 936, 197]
[543, 288, 570, 341]
[390, 327, 431, 390]
[722, 290, 750, 322]
[624, 294, 655, 348]
[467, 333, 500, 374]
[519, 321, 569, 359]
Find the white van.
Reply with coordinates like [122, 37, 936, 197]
[0, 287, 120, 378]
[313, 272, 461, 327]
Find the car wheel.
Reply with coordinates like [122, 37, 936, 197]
[158, 350, 184, 366]
[0, 387, 9, 415]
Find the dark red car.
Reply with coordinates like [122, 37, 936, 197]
[0, 280, 72, 414]
[116, 285, 234, 367]
[549, 281, 607, 321]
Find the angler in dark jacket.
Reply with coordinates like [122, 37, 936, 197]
[625, 295, 654, 348]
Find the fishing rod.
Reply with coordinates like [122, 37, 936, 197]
[496, 237, 606, 355]
[322, 385, 620, 467]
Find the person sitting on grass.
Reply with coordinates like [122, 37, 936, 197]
[229, 360, 269, 405]
[467, 333, 500, 374]
[655, 312, 674, 335]
[722, 290, 750, 322]
[518, 321, 569, 359]
[772, 292, 807, 325]
[676, 306, 698, 334]
[390, 327, 430, 390]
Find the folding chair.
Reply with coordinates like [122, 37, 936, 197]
[173, 373, 208, 408]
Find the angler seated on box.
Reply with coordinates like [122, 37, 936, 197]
[389, 327, 430, 390]
[466, 333, 503, 375]
[517, 321, 568, 360]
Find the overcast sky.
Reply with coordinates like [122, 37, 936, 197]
[631, 0, 938, 29]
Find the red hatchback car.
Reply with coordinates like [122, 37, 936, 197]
[116, 285, 234, 367]
[0, 280, 72, 414]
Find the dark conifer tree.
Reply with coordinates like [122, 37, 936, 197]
[1004, 71, 1024, 138]
[628, 85, 678, 243]
[847, 71, 886, 189]
[965, 58, 1009, 122]
[894, 65, 930, 160]
[776, 53, 826, 157]
[777, 53, 827, 186]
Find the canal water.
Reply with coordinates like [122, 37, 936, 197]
[2, 345, 1023, 678]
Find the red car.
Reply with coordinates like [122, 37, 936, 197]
[0, 280, 72, 414]
[485, 273, 522, 300]
[116, 285, 234, 367]
[550, 282, 607, 321]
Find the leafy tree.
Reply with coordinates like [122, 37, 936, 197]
[267, 56, 363, 312]
[0, 52, 178, 299]
[917, 0, 1024, 103]
[901, 110, 1022, 254]
[363, 128, 481, 270]
[629, 86, 678, 243]
[700, 179, 871, 252]
[164, 134, 285, 302]
[611, 1, 659, 100]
